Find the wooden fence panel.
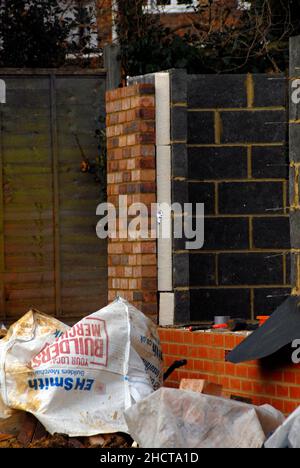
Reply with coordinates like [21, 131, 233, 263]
[0, 71, 107, 323]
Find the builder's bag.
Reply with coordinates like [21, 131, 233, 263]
[0, 298, 163, 436]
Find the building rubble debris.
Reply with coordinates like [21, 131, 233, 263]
[2, 301, 300, 448]
[0, 412, 133, 448]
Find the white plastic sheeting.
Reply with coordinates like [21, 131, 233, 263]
[265, 406, 300, 448]
[125, 388, 284, 448]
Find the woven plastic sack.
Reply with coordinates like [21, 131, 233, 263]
[0, 298, 163, 436]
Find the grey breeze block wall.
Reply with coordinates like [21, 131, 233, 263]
[171, 70, 290, 323]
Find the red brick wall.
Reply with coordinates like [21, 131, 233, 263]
[106, 84, 158, 322]
[159, 328, 300, 415]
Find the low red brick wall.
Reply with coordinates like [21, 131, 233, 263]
[159, 328, 300, 415]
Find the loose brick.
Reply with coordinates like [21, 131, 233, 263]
[179, 379, 223, 396]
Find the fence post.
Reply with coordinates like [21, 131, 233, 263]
[104, 44, 121, 91]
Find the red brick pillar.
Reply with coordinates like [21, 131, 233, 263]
[106, 84, 158, 322]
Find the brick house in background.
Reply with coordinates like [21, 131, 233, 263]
[97, 0, 249, 49]
[97, 0, 113, 48]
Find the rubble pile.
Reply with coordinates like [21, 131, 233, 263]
[0, 413, 132, 448]
[2, 299, 300, 448]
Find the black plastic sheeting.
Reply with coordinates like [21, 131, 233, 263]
[227, 296, 300, 364]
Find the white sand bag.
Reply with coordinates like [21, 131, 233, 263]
[0, 309, 69, 420]
[0, 298, 163, 437]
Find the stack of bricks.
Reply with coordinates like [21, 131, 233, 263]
[159, 328, 300, 415]
[171, 71, 290, 323]
[106, 84, 158, 321]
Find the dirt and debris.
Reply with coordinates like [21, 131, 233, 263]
[0, 434, 15, 443]
[0, 413, 133, 448]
